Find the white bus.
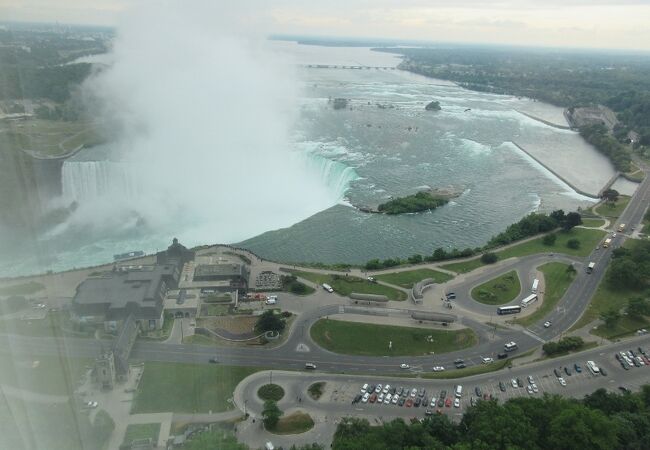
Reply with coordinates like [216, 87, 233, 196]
[603, 238, 612, 248]
[322, 283, 334, 293]
[504, 341, 518, 352]
[531, 278, 539, 294]
[497, 305, 521, 315]
[586, 262, 596, 274]
[586, 360, 600, 375]
[521, 294, 538, 308]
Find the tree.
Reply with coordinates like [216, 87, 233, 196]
[262, 400, 282, 429]
[563, 212, 582, 231]
[408, 254, 423, 264]
[601, 189, 620, 203]
[566, 264, 577, 277]
[550, 209, 566, 224]
[431, 248, 447, 261]
[600, 308, 621, 328]
[255, 310, 285, 334]
[566, 238, 581, 249]
[92, 410, 115, 447]
[627, 298, 650, 317]
[481, 252, 498, 264]
[543, 233, 557, 246]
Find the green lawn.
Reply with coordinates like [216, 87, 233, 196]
[269, 411, 315, 435]
[132, 362, 259, 413]
[514, 263, 575, 327]
[0, 354, 91, 396]
[310, 319, 477, 356]
[594, 196, 631, 218]
[470, 270, 521, 305]
[592, 316, 650, 339]
[580, 218, 606, 228]
[570, 276, 646, 333]
[376, 268, 454, 288]
[441, 228, 606, 274]
[291, 271, 407, 301]
[123, 423, 160, 446]
[0, 281, 45, 296]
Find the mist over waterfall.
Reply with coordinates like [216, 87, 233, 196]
[56, 1, 353, 249]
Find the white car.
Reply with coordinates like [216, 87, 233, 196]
[367, 276, 376, 283]
[558, 377, 567, 386]
[430, 398, 436, 407]
[544, 321, 551, 328]
[400, 363, 410, 369]
[383, 384, 391, 394]
[527, 375, 534, 384]
[361, 383, 369, 393]
[378, 393, 384, 403]
[526, 385, 533, 395]
[511, 379, 518, 388]
[362, 393, 370, 403]
[481, 357, 494, 364]
[384, 394, 392, 404]
[453, 398, 460, 408]
[85, 401, 98, 409]
[432, 366, 445, 372]
[531, 383, 539, 393]
[392, 395, 399, 404]
[375, 384, 382, 393]
[411, 388, 418, 398]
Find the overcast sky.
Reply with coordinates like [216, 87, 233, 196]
[3, 0, 650, 51]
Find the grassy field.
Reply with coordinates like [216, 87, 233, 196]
[0, 354, 91, 396]
[580, 218, 606, 228]
[593, 196, 631, 218]
[269, 411, 315, 435]
[258, 384, 284, 401]
[513, 263, 575, 327]
[132, 362, 259, 413]
[0, 281, 45, 296]
[310, 319, 477, 356]
[470, 270, 521, 305]
[291, 271, 407, 301]
[123, 423, 160, 446]
[442, 228, 606, 274]
[375, 268, 454, 288]
[592, 316, 650, 339]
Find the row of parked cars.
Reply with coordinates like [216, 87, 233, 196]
[615, 347, 649, 370]
[353, 383, 464, 413]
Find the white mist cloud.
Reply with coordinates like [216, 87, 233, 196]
[65, 0, 339, 245]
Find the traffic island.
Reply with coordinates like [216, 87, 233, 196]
[258, 383, 285, 402]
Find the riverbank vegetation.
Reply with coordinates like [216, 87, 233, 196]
[377, 191, 448, 214]
[310, 318, 477, 356]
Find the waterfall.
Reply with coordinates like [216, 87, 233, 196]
[61, 160, 143, 202]
[300, 152, 360, 201]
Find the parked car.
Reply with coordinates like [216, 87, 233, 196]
[392, 395, 399, 405]
[511, 379, 518, 388]
[352, 394, 362, 404]
[384, 394, 392, 404]
[531, 383, 539, 393]
[445, 398, 452, 407]
[410, 388, 418, 398]
[378, 393, 384, 403]
[475, 386, 482, 397]
[526, 385, 533, 395]
[369, 393, 377, 403]
[453, 398, 460, 408]
[558, 377, 567, 386]
[574, 363, 582, 373]
[554, 368, 561, 377]
[544, 321, 552, 328]
[425, 408, 433, 416]
[499, 381, 506, 392]
[600, 367, 608, 376]
[564, 366, 572, 376]
[527, 375, 534, 384]
[405, 398, 414, 407]
[481, 357, 494, 364]
[437, 397, 445, 408]
[432, 366, 445, 372]
[85, 401, 98, 409]
[383, 384, 391, 394]
[414, 397, 422, 407]
[362, 393, 370, 403]
[456, 363, 467, 369]
[398, 397, 406, 406]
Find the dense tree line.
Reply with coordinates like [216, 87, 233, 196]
[332, 386, 650, 450]
[608, 241, 650, 290]
[579, 124, 631, 172]
[363, 210, 580, 270]
[542, 336, 585, 356]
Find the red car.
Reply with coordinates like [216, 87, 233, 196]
[445, 398, 452, 407]
[405, 398, 414, 408]
[369, 393, 377, 403]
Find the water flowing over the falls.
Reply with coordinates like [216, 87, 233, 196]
[62, 160, 143, 202]
[300, 152, 360, 202]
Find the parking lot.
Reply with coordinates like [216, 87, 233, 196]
[336, 343, 650, 418]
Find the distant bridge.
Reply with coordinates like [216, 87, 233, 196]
[299, 64, 398, 70]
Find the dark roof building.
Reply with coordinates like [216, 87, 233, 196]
[157, 237, 195, 268]
[72, 264, 179, 330]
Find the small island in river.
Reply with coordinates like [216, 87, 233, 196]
[357, 188, 461, 215]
